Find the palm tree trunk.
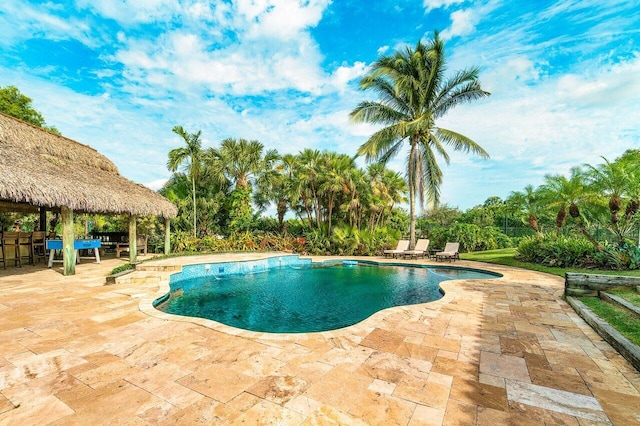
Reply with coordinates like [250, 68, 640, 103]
[191, 176, 197, 238]
[408, 143, 417, 249]
[327, 195, 333, 236]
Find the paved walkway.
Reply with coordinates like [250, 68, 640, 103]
[1, 253, 639, 425]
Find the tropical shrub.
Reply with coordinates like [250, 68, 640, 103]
[426, 224, 513, 252]
[170, 226, 400, 257]
[516, 234, 603, 268]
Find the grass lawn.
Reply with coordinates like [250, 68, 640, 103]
[460, 248, 640, 278]
[609, 289, 640, 308]
[580, 296, 640, 346]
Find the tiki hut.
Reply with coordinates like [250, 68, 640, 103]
[0, 111, 177, 274]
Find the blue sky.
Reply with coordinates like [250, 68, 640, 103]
[1, 0, 639, 210]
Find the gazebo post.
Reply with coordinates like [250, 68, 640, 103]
[61, 206, 76, 275]
[164, 217, 171, 255]
[129, 214, 137, 264]
[39, 207, 47, 232]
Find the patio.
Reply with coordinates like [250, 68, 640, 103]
[0, 254, 639, 424]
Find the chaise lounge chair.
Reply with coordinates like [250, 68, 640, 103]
[435, 242, 460, 262]
[404, 239, 430, 259]
[384, 239, 410, 258]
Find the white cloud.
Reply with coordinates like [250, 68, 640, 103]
[239, 0, 330, 40]
[75, 0, 182, 25]
[556, 53, 640, 107]
[433, 52, 640, 207]
[330, 62, 367, 92]
[441, 8, 479, 40]
[0, 0, 96, 47]
[423, 0, 465, 13]
[145, 179, 169, 191]
[377, 45, 389, 55]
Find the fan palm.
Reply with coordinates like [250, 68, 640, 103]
[167, 126, 203, 238]
[205, 138, 278, 189]
[319, 153, 353, 235]
[350, 32, 490, 247]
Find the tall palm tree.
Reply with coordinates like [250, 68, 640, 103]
[296, 149, 322, 227]
[350, 32, 490, 247]
[204, 138, 278, 231]
[319, 153, 353, 235]
[167, 126, 203, 238]
[205, 138, 278, 189]
[255, 154, 296, 227]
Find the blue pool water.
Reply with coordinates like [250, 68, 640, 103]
[155, 259, 499, 333]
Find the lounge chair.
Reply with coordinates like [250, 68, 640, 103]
[384, 239, 410, 258]
[404, 239, 430, 259]
[435, 242, 460, 262]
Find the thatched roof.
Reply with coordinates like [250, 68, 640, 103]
[0, 112, 177, 218]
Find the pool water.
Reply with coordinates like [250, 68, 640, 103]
[156, 262, 498, 333]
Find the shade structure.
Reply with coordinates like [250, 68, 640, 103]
[0, 111, 177, 218]
[0, 112, 177, 274]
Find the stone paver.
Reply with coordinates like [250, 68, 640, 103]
[1, 253, 640, 424]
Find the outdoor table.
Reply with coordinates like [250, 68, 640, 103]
[46, 239, 101, 268]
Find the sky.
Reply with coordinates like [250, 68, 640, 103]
[1, 0, 639, 211]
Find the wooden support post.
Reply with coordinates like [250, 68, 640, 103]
[61, 206, 75, 275]
[39, 207, 47, 232]
[164, 217, 171, 255]
[129, 214, 137, 264]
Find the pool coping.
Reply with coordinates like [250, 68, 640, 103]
[137, 253, 504, 341]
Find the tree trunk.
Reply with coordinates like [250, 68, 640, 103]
[191, 175, 197, 238]
[408, 142, 417, 249]
[129, 214, 137, 264]
[277, 200, 287, 227]
[164, 217, 171, 255]
[327, 195, 333, 236]
[556, 208, 567, 231]
[61, 206, 75, 276]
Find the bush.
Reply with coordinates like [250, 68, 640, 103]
[425, 224, 513, 252]
[170, 226, 401, 257]
[516, 234, 604, 268]
[110, 263, 134, 275]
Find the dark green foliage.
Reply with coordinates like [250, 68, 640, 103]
[226, 186, 254, 233]
[169, 226, 400, 257]
[516, 234, 603, 268]
[109, 263, 134, 275]
[426, 223, 513, 252]
[519, 235, 640, 270]
[0, 85, 60, 134]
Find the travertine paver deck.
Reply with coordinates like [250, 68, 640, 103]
[1, 253, 640, 425]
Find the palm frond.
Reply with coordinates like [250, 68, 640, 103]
[357, 125, 403, 163]
[350, 101, 407, 125]
[435, 128, 490, 159]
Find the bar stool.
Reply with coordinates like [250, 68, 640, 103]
[18, 232, 33, 266]
[31, 231, 46, 264]
[1, 232, 21, 267]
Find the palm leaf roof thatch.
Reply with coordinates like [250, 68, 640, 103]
[0, 112, 177, 218]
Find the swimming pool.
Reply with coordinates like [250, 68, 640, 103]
[154, 257, 500, 333]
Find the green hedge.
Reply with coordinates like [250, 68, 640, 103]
[425, 224, 513, 252]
